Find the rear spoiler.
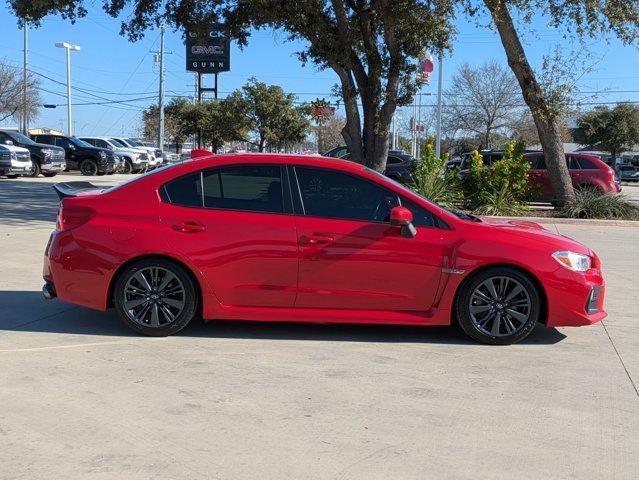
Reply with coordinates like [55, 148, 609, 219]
[52, 182, 101, 200]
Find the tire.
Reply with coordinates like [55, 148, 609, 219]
[42, 172, 58, 178]
[26, 159, 41, 177]
[455, 267, 541, 345]
[6, 174, 19, 179]
[80, 159, 98, 176]
[122, 159, 133, 174]
[113, 258, 198, 337]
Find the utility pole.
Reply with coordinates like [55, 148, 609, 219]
[153, 25, 172, 150]
[435, 51, 443, 158]
[22, 20, 29, 135]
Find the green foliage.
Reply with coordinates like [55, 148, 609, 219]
[558, 190, 639, 220]
[575, 103, 639, 157]
[462, 141, 532, 214]
[411, 138, 461, 209]
[239, 78, 310, 151]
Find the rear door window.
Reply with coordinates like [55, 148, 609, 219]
[574, 157, 599, 170]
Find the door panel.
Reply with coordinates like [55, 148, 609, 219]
[162, 204, 299, 307]
[291, 166, 443, 312]
[160, 165, 299, 308]
[295, 217, 443, 311]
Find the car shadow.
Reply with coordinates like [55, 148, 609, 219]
[0, 291, 567, 345]
[0, 179, 60, 225]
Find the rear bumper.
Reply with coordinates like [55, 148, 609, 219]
[545, 267, 607, 327]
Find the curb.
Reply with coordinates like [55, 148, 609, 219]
[487, 216, 639, 228]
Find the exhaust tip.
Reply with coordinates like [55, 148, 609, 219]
[42, 282, 57, 300]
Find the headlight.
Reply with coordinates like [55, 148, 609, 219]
[10, 152, 16, 159]
[99, 151, 106, 159]
[552, 251, 592, 272]
[41, 148, 53, 157]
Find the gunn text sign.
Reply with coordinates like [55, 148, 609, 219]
[186, 32, 230, 73]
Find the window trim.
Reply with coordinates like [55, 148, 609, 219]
[160, 163, 293, 216]
[290, 165, 442, 228]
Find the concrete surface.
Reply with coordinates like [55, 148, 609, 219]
[0, 173, 638, 480]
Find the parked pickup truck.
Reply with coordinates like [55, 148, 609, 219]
[30, 134, 117, 176]
[0, 130, 66, 177]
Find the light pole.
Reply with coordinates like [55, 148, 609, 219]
[55, 42, 80, 136]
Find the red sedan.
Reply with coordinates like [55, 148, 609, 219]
[43, 154, 606, 344]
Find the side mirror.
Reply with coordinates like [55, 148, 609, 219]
[4, 140, 13, 145]
[390, 206, 417, 238]
[68, 144, 75, 150]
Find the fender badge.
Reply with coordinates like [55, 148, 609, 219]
[442, 268, 465, 275]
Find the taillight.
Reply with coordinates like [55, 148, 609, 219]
[606, 167, 615, 182]
[56, 204, 95, 231]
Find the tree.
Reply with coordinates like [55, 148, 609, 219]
[463, 0, 639, 206]
[11, 1, 453, 172]
[0, 60, 41, 123]
[141, 97, 195, 151]
[313, 114, 345, 154]
[197, 97, 252, 152]
[233, 78, 309, 152]
[444, 60, 523, 149]
[575, 104, 639, 159]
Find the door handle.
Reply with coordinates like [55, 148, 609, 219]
[300, 234, 334, 245]
[173, 221, 206, 233]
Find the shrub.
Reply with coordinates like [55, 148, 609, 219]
[411, 138, 462, 209]
[559, 190, 639, 220]
[462, 141, 531, 214]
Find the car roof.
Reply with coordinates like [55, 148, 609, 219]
[187, 153, 367, 172]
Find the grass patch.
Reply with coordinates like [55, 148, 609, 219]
[558, 190, 639, 220]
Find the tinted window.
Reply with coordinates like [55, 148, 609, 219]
[575, 157, 599, 170]
[81, 138, 96, 146]
[202, 165, 283, 213]
[163, 172, 202, 207]
[399, 196, 436, 228]
[34, 135, 53, 145]
[387, 156, 403, 165]
[295, 167, 399, 222]
[54, 137, 72, 149]
[531, 156, 546, 170]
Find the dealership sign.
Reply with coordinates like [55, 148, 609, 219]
[186, 31, 230, 73]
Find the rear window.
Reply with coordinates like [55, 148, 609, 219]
[161, 165, 284, 214]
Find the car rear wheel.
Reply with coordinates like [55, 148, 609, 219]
[456, 267, 540, 345]
[122, 159, 133, 174]
[114, 258, 198, 336]
[80, 159, 98, 176]
[42, 172, 58, 177]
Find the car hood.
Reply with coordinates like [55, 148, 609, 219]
[478, 216, 592, 255]
[32, 142, 64, 152]
[2, 144, 30, 154]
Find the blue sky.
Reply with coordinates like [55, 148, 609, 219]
[1, 5, 638, 137]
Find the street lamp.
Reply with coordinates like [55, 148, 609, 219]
[54, 42, 80, 136]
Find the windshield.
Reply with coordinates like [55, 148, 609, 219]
[110, 138, 128, 148]
[70, 136, 94, 148]
[8, 131, 37, 145]
[125, 138, 143, 147]
[366, 168, 481, 222]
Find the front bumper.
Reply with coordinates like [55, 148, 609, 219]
[42, 160, 66, 172]
[97, 160, 116, 173]
[545, 266, 607, 327]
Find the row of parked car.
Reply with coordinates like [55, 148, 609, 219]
[0, 129, 180, 178]
[324, 146, 624, 202]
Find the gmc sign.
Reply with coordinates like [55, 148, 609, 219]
[186, 31, 230, 73]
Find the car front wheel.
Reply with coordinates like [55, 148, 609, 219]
[456, 267, 540, 345]
[114, 258, 198, 336]
[80, 159, 98, 176]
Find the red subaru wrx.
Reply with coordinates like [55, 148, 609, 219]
[43, 154, 606, 344]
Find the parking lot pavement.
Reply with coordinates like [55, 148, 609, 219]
[621, 182, 639, 203]
[1, 173, 638, 480]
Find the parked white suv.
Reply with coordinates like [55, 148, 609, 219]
[4, 143, 32, 177]
[80, 136, 149, 174]
[110, 137, 162, 169]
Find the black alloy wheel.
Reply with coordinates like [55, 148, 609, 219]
[456, 267, 541, 345]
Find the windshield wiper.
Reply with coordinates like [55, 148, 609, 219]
[451, 210, 482, 222]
